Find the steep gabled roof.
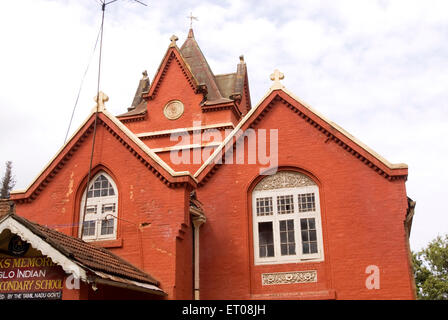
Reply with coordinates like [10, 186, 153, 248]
[0, 213, 165, 295]
[194, 80, 408, 184]
[11, 103, 198, 202]
[118, 29, 251, 118]
[180, 28, 224, 102]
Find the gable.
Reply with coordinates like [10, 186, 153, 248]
[11, 108, 197, 203]
[194, 88, 408, 184]
[118, 32, 250, 130]
[146, 47, 203, 101]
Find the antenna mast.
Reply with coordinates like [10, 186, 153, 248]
[79, 0, 148, 238]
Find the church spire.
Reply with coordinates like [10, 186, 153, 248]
[180, 25, 223, 101]
[188, 27, 195, 39]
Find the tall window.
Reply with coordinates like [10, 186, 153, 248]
[252, 171, 323, 265]
[79, 172, 118, 241]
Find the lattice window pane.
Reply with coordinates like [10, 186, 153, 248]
[300, 218, 318, 254]
[82, 221, 96, 236]
[88, 174, 115, 198]
[256, 197, 273, 216]
[100, 219, 114, 235]
[279, 219, 296, 255]
[298, 193, 316, 212]
[277, 195, 294, 214]
[258, 222, 274, 257]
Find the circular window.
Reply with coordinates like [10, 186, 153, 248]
[163, 100, 184, 120]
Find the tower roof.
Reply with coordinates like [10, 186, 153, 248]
[118, 28, 251, 118]
[179, 28, 225, 103]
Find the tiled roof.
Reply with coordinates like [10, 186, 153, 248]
[180, 28, 223, 102]
[118, 100, 147, 118]
[10, 214, 159, 286]
[215, 73, 237, 100]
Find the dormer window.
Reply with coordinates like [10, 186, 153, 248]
[79, 172, 118, 241]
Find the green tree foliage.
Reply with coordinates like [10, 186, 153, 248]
[413, 234, 448, 300]
[0, 161, 16, 199]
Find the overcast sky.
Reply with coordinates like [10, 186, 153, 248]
[0, 0, 447, 252]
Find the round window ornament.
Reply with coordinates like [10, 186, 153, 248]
[163, 100, 184, 120]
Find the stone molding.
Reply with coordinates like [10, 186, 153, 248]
[254, 171, 315, 191]
[262, 270, 317, 285]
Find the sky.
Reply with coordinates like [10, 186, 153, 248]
[0, 0, 447, 252]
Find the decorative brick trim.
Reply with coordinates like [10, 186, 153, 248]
[197, 92, 408, 184]
[254, 171, 315, 191]
[119, 114, 147, 123]
[201, 102, 242, 118]
[147, 50, 200, 100]
[137, 123, 235, 140]
[261, 270, 317, 285]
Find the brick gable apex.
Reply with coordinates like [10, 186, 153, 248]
[195, 88, 408, 185]
[10, 109, 197, 203]
[144, 46, 205, 101]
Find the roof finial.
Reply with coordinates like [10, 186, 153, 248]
[239, 55, 244, 63]
[93, 91, 108, 112]
[270, 69, 285, 90]
[187, 12, 198, 29]
[169, 35, 179, 47]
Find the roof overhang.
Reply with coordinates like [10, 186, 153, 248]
[10, 107, 198, 201]
[0, 214, 166, 297]
[194, 86, 408, 183]
[0, 214, 87, 280]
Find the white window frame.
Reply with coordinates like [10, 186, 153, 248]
[252, 185, 324, 265]
[79, 172, 118, 241]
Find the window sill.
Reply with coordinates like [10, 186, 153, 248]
[90, 238, 123, 248]
[254, 257, 324, 266]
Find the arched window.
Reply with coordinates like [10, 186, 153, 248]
[252, 171, 324, 265]
[79, 172, 118, 241]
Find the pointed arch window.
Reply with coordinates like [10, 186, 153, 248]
[252, 171, 324, 265]
[79, 172, 118, 241]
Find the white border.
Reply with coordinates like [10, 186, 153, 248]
[0, 216, 87, 280]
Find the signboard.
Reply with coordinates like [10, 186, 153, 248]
[0, 257, 65, 300]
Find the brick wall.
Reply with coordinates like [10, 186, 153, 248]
[196, 95, 415, 300]
[12, 123, 193, 299]
[0, 199, 14, 218]
[8, 55, 414, 300]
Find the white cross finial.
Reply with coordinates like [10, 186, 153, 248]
[187, 12, 198, 28]
[93, 91, 108, 112]
[170, 34, 179, 47]
[270, 69, 285, 90]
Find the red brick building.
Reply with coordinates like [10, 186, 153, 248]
[0, 28, 416, 300]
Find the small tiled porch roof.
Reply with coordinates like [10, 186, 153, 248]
[0, 211, 165, 296]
